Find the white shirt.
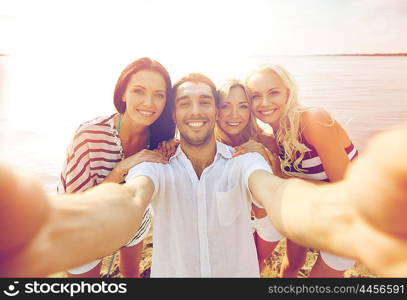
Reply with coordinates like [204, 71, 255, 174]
[126, 142, 272, 277]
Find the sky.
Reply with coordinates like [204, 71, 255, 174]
[0, 0, 406, 128]
[1, 0, 407, 58]
[1, 0, 406, 87]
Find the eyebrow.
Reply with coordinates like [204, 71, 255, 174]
[222, 101, 248, 104]
[199, 94, 213, 99]
[130, 85, 166, 93]
[176, 93, 214, 102]
[176, 95, 190, 102]
[130, 84, 145, 89]
[267, 87, 280, 93]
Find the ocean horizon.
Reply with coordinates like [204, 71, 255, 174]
[1, 55, 407, 192]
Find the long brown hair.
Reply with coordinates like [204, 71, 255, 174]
[113, 57, 175, 149]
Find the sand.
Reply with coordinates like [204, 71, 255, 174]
[49, 227, 374, 278]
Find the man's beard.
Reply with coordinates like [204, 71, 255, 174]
[179, 129, 214, 147]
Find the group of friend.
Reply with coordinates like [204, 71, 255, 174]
[1, 57, 406, 278]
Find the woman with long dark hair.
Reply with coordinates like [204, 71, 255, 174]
[58, 57, 175, 277]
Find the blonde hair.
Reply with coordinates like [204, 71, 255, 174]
[246, 64, 311, 175]
[215, 79, 263, 146]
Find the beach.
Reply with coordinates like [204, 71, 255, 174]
[1, 55, 406, 278]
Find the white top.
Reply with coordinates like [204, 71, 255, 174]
[126, 142, 272, 277]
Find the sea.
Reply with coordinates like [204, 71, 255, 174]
[1, 55, 406, 192]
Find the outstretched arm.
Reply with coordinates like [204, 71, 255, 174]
[0, 166, 154, 277]
[249, 170, 353, 257]
[249, 125, 407, 276]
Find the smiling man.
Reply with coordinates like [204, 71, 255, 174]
[174, 78, 217, 148]
[125, 73, 277, 276]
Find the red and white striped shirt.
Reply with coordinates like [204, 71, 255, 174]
[58, 114, 123, 193]
[58, 113, 151, 245]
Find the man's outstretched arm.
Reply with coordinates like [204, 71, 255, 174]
[249, 170, 354, 259]
[249, 125, 407, 277]
[0, 166, 154, 277]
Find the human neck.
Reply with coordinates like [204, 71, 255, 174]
[180, 135, 217, 179]
[227, 133, 243, 147]
[117, 113, 149, 155]
[119, 113, 148, 139]
[269, 121, 279, 133]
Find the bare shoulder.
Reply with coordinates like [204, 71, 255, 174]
[301, 108, 334, 128]
[300, 108, 338, 143]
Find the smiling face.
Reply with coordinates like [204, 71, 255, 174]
[218, 85, 250, 137]
[246, 69, 289, 130]
[174, 81, 217, 146]
[122, 70, 167, 126]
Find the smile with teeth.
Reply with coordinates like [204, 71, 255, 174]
[187, 121, 206, 128]
[259, 108, 277, 116]
[137, 109, 155, 116]
[226, 122, 241, 126]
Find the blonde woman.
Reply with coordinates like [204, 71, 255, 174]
[216, 79, 286, 271]
[244, 64, 358, 277]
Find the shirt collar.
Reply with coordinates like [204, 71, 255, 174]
[169, 141, 234, 162]
[215, 141, 233, 159]
[170, 142, 185, 161]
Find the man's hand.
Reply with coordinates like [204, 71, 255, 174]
[249, 125, 407, 277]
[0, 166, 152, 277]
[347, 126, 407, 236]
[345, 126, 407, 276]
[0, 165, 50, 257]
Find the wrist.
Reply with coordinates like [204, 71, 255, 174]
[116, 162, 128, 179]
[106, 163, 126, 183]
